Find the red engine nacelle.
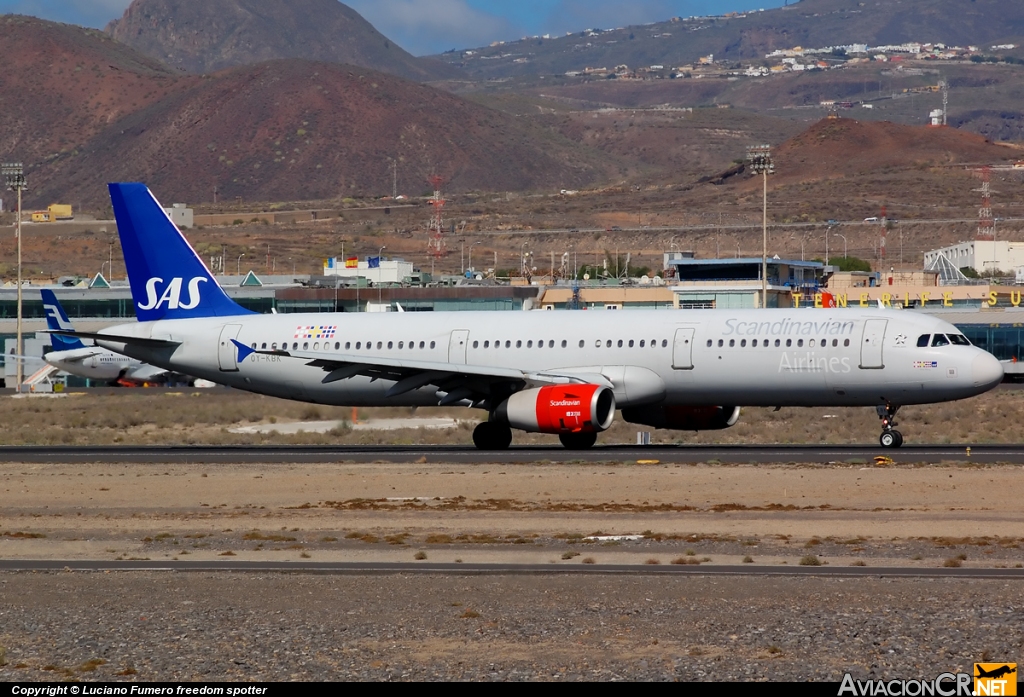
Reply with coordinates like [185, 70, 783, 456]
[496, 384, 616, 434]
[622, 405, 740, 431]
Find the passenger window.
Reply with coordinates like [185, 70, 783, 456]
[527, 340, 533, 348]
[302, 342, 308, 350]
[661, 339, 668, 348]
[618, 339, 623, 348]
[272, 343, 277, 350]
[420, 341, 425, 349]
[786, 339, 792, 347]
[809, 339, 815, 348]
[932, 334, 950, 347]
[740, 339, 747, 347]
[774, 339, 780, 347]
[430, 341, 436, 349]
[629, 340, 635, 348]
[917, 335, 930, 347]
[517, 340, 522, 348]
[578, 340, 584, 348]
[640, 340, 646, 347]
[561, 340, 567, 348]
[607, 340, 613, 348]
[472, 341, 478, 349]
[729, 339, 735, 347]
[797, 339, 803, 347]
[313, 342, 319, 350]
[707, 340, 713, 347]
[399, 341, 405, 349]
[844, 339, 850, 347]
[355, 342, 361, 349]
[718, 339, 723, 347]
[251, 343, 257, 349]
[752, 339, 758, 347]
[387, 341, 393, 349]
[484, 341, 489, 348]
[832, 339, 838, 347]
[549, 340, 554, 348]
[376, 342, 382, 349]
[505, 341, 511, 348]
[345, 342, 350, 350]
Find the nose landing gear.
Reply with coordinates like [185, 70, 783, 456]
[876, 403, 903, 448]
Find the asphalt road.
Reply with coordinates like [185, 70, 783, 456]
[0, 443, 1014, 463]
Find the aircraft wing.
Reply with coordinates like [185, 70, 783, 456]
[123, 364, 171, 382]
[237, 341, 607, 407]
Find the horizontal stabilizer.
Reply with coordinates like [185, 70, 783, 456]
[47, 330, 180, 349]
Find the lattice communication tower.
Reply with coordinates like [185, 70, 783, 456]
[426, 175, 447, 259]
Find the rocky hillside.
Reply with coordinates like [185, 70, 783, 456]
[106, 0, 460, 81]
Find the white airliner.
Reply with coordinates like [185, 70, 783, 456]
[56, 183, 1004, 449]
[41, 289, 186, 386]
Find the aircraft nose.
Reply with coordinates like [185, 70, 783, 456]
[972, 352, 1004, 389]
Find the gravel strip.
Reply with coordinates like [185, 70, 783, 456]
[0, 572, 1019, 681]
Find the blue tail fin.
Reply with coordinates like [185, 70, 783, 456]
[108, 183, 253, 322]
[41, 289, 86, 351]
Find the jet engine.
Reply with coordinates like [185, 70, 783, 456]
[496, 384, 615, 433]
[622, 405, 740, 431]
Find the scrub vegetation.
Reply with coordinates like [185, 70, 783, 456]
[0, 386, 1019, 447]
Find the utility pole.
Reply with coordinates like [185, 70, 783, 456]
[747, 145, 774, 308]
[3, 163, 26, 392]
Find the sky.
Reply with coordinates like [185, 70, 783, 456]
[0, 0, 789, 55]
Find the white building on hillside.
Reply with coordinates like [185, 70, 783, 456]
[924, 240, 1024, 275]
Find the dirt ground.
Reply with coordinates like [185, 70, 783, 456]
[2, 458, 1022, 569]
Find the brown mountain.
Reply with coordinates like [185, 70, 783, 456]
[106, 0, 460, 82]
[440, 0, 1024, 79]
[0, 15, 195, 165]
[770, 117, 1019, 184]
[55, 59, 612, 205]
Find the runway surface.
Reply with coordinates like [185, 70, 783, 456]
[0, 443, 1017, 463]
[3, 559, 1023, 578]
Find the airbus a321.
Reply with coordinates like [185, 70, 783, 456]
[56, 183, 1003, 449]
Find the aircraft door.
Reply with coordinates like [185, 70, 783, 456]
[218, 324, 243, 372]
[859, 319, 887, 369]
[448, 330, 469, 364]
[672, 328, 695, 370]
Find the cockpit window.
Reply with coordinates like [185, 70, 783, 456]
[931, 334, 950, 347]
[949, 334, 971, 346]
[917, 334, 930, 347]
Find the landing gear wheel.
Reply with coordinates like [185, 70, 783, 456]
[879, 430, 904, 448]
[559, 431, 598, 450]
[472, 422, 512, 450]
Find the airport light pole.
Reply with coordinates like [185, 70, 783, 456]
[468, 241, 481, 277]
[747, 145, 774, 308]
[377, 245, 386, 307]
[236, 253, 244, 276]
[3, 163, 26, 392]
[833, 232, 847, 262]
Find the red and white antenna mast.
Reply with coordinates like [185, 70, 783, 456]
[426, 175, 447, 260]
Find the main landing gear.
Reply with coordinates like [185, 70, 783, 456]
[559, 432, 598, 450]
[472, 421, 513, 450]
[876, 403, 903, 448]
